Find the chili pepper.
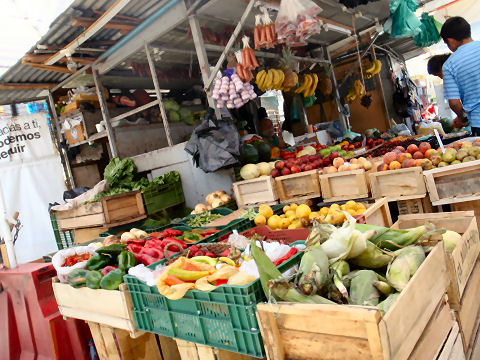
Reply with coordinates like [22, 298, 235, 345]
[221, 249, 230, 257]
[165, 275, 185, 286]
[86, 254, 111, 271]
[205, 252, 216, 258]
[101, 266, 118, 276]
[118, 251, 136, 271]
[218, 257, 236, 266]
[100, 269, 124, 290]
[212, 278, 228, 286]
[199, 229, 219, 237]
[187, 245, 199, 258]
[161, 229, 183, 238]
[86, 270, 103, 289]
[145, 239, 164, 249]
[149, 232, 163, 238]
[126, 238, 146, 246]
[62, 253, 92, 267]
[160, 238, 187, 251]
[273, 248, 298, 266]
[168, 267, 210, 281]
[191, 256, 217, 267]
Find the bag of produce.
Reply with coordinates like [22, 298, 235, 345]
[52, 246, 98, 283]
[275, 0, 322, 47]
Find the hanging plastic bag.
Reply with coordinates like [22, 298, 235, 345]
[384, 0, 422, 38]
[414, 13, 443, 48]
[338, 0, 381, 9]
[275, 0, 322, 47]
[185, 108, 241, 172]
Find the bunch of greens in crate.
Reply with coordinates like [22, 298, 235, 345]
[138, 171, 180, 193]
[252, 212, 453, 315]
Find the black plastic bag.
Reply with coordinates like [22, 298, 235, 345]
[185, 108, 241, 172]
[63, 187, 90, 202]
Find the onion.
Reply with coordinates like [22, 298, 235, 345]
[206, 192, 219, 205]
[211, 198, 225, 208]
[130, 228, 148, 239]
[104, 235, 121, 246]
[220, 194, 232, 203]
[214, 190, 226, 197]
[120, 232, 136, 244]
[194, 203, 208, 214]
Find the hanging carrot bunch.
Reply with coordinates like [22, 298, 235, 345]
[235, 50, 253, 83]
[261, 6, 277, 49]
[254, 15, 263, 50]
[241, 35, 259, 71]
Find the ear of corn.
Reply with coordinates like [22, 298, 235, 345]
[386, 257, 411, 291]
[350, 241, 394, 268]
[250, 239, 282, 297]
[331, 260, 350, 299]
[394, 246, 425, 276]
[378, 293, 400, 316]
[349, 270, 380, 306]
[373, 280, 393, 296]
[298, 244, 330, 295]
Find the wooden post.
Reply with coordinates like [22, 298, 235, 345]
[324, 46, 347, 133]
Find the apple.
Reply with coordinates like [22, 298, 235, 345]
[304, 164, 313, 171]
[275, 161, 285, 170]
[316, 159, 324, 168]
[301, 164, 307, 171]
[323, 158, 332, 167]
[270, 168, 280, 178]
[330, 152, 339, 159]
[281, 167, 291, 176]
[290, 165, 301, 174]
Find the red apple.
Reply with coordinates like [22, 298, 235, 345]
[323, 158, 332, 167]
[395, 146, 406, 153]
[407, 144, 419, 155]
[316, 159, 324, 168]
[281, 167, 291, 176]
[270, 168, 280, 178]
[300, 164, 307, 171]
[330, 152, 339, 159]
[290, 165, 301, 174]
[275, 160, 285, 170]
[304, 164, 313, 171]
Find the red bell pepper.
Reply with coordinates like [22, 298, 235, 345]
[127, 243, 143, 255]
[138, 254, 158, 266]
[126, 238, 146, 246]
[273, 248, 298, 266]
[141, 247, 164, 259]
[187, 245, 199, 258]
[200, 229, 219, 237]
[160, 238, 187, 251]
[161, 229, 183, 238]
[212, 279, 228, 286]
[101, 266, 118, 276]
[148, 232, 163, 238]
[145, 239, 164, 249]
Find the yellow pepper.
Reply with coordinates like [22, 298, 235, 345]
[168, 267, 210, 281]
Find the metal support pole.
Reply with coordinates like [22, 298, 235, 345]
[189, 15, 216, 109]
[325, 46, 347, 133]
[204, 0, 255, 91]
[0, 182, 17, 268]
[144, 42, 173, 147]
[47, 92, 74, 189]
[92, 68, 118, 157]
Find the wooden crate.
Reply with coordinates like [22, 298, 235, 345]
[409, 297, 454, 360]
[74, 226, 108, 244]
[451, 200, 480, 232]
[396, 195, 433, 216]
[358, 197, 393, 227]
[232, 176, 278, 207]
[52, 278, 140, 337]
[175, 340, 263, 360]
[424, 160, 480, 206]
[438, 323, 466, 360]
[455, 260, 480, 357]
[256, 244, 448, 360]
[56, 191, 146, 231]
[369, 167, 426, 200]
[87, 322, 169, 360]
[319, 169, 369, 202]
[391, 211, 480, 311]
[101, 190, 146, 228]
[275, 170, 321, 203]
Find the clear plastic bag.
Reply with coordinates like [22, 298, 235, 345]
[275, 0, 322, 47]
[52, 246, 98, 283]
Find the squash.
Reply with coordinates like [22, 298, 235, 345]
[256, 162, 271, 176]
[240, 164, 260, 180]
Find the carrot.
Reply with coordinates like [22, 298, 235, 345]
[254, 25, 261, 50]
[249, 48, 259, 68]
[260, 26, 267, 46]
[236, 63, 246, 80]
[241, 50, 248, 68]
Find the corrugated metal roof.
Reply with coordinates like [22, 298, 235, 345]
[0, 0, 437, 105]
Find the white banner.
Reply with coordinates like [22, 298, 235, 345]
[0, 113, 66, 263]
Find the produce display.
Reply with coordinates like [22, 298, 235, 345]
[255, 68, 298, 92]
[212, 72, 257, 109]
[192, 190, 232, 214]
[254, 203, 314, 229]
[163, 99, 195, 125]
[251, 213, 457, 313]
[323, 156, 372, 174]
[186, 211, 223, 227]
[318, 201, 367, 224]
[254, 8, 277, 50]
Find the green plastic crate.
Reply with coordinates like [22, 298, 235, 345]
[98, 220, 181, 238]
[125, 243, 303, 357]
[143, 181, 185, 215]
[222, 201, 238, 211]
[50, 212, 74, 250]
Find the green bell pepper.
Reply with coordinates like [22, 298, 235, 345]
[86, 254, 111, 271]
[96, 244, 127, 258]
[117, 251, 135, 271]
[100, 268, 124, 290]
[66, 269, 88, 288]
[85, 270, 103, 289]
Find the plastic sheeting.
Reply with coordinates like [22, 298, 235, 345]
[384, 0, 422, 38]
[414, 13, 442, 48]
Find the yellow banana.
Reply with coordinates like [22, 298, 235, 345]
[305, 73, 319, 97]
[293, 72, 298, 86]
[265, 70, 274, 90]
[354, 80, 365, 97]
[345, 87, 357, 103]
[364, 61, 376, 74]
[278, 70, 285, 88]
[299, 75, 312, 94]
[271, 69, 280, 89]
[294, 74, 310, 94]
[256, 70, 266, 88]
[371, 60, 382, 75]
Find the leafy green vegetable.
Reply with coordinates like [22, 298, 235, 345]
[240, 207, 258, 220]
[187, 211, 223, 227]
[104, 157, 137, 189]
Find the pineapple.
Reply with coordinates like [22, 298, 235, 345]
[279, 47, 298, 91]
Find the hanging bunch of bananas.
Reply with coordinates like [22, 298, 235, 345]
[345, 80, 366, 103]
[363, 60, 382, 79]
[257, 69, 288, 91]
[294, 73, 319, 98]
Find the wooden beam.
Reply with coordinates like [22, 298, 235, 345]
[21, 60, 75, 74]
[23, 54, 95, 66]
[45, 0, 132, 65]
[0, 83, 56, 90]
[71, 17, 136, 34]
[92, 9, 142, 23]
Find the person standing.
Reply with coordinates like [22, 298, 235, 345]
[441, 17, 480, 134]
[427, 54, 450, 79]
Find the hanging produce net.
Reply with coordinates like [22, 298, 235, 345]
[414, 13, 443, 48]
[338, 0, 381, 9]
[384, 0, 422, 38]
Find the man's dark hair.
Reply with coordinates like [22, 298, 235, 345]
[440, 17, 471, 41]
[427, 54, 450, 75]
[257, 107, 268, 119]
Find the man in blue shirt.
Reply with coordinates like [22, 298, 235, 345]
[441, 17, 480, 134]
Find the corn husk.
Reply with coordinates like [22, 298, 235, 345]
[350, 241, 394, 268]
[443, 230, 461, 252]
[267, 278, 334, 304]
[349, 270, 380, 306]
[298, 244, 330, 295]
[378, 293, 400, 316]
[386, 257, 411, 292]
[394, 246, 425, 276]
[331, 260, 350, 299]
[373, 281, 393, 296]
